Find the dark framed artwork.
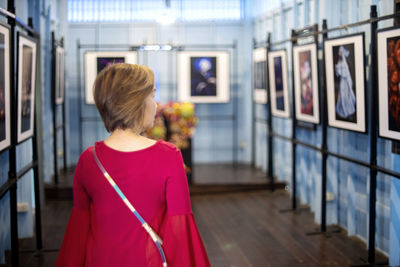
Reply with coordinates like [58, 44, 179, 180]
[178, 51, 230, 103]
[324, 34, 366, 133]
[0, 23, 10, 152]
[378, 27, 400, 141]
[293, 43, 320, 124]
[253, 47, 267, 104]
[17, 33, 37, 143]
[84, 51, 137, 104]
[55, 46, 65, 105]
[268, 49, 290, 118]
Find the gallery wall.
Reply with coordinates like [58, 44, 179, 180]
[251, 0, 400, 264]
[64, 16, 254, 169]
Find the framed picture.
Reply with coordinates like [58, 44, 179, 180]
[324, 34, 366, 133]
[84, 51, 137, 104]
[17, 33, 37, 143]
[293, 43, 320, 124]
[253, 47, 267, 104]
[177, 51, 230, 103]
[55, 46, 65, 105]
[268, 50, 290, 118]
[378, 28, 400, 141]
[0, 23, 10, 152]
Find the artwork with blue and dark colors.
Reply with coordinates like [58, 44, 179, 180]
[274, 56, 285, 111]
[333, 44, 357, 123]
[255, 61, 265, 89]
[97, 57, 125, 74]
[0, 33, 5, 142]
[21, 44, 33, 133]
[190, 57, 217, 96]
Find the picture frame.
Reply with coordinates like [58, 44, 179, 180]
[253, 47, 267, 104]
[268, 49, 290, 118]
[378, 27, 400, 141]
[293, 43, 320, 124]
[324, 33, 366, 133]
[84, 51, 137, 104]
[55, 46, 65, 105]
[0, 22, 10, 152]
[17, 33, 37, 143]
[177, 51, 230, 103]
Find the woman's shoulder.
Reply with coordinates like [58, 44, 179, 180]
[155, 140, 180, 154]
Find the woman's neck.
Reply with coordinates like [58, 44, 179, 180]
[104, 128, 156, 152]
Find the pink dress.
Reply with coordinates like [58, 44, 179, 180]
[56, 140, 210, 267]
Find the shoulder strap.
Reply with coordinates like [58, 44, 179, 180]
[92, 147, 167, 267]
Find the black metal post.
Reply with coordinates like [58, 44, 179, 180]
[51, 31, 59, 184]
[28, 17, 43, 252]
[266, 33, 274, 191]
[368, 5, 378, 264]
[77, 39, 83, 153]
[291, 29, 298, 210]
[251, 38, 256, 167]
[7, 1, 18, 266]
[61, 37, 67, 171]
[321, 19, 328, 233]
[233, 39, 238, 165]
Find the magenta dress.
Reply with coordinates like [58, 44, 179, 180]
[56, 140, 210, 267]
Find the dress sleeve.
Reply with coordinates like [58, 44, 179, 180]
[160, 149, 210, 267]
[55, 156, 91, 267]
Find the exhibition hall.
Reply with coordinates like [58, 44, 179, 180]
[0, 0, 400, 266]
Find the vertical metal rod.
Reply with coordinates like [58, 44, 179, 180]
[291, 30, 298, 210]
[251, 38, 256, 167]
[266, 33, 274, 191]
[28, 16, 43, 252]
[77, 39, 83, 153]
[233, 40, 239, 165]
[62, 39, 67, 170]
[321, 19, 328, 233]
[51, 31, 58, 184]
[7, 1, 18, 265]
[368, 5, 378, 264]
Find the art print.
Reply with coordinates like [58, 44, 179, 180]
[253, 48, 267, 104]
[178, 51, 230, 103]
[324, 34, 366, 132]
[0, 23, 10, 151]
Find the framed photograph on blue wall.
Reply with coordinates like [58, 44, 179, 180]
[17, 33, 37, 143]
[178, 51, 230, 103]
[324, 33, 366, 133]
[293, 43, 320, 124]
[253, 47, 267, 104]
[378, 27, 400, 141]
[84, 51, 137, 104]
[268, 49, 290, 118]
[55, 46, 65, 105]
[0, 22, 10, 152]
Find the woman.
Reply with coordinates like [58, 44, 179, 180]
[56, 64, 210, 267]
[335, 45, 356, 119]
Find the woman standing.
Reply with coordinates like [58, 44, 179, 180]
[56, 63, 210, 267]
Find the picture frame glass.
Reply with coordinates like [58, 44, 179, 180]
[178, 51, 230, 103]
[324, 34, 365, 133]
[17, 34, 37, 143]
[378, 28, 400, 140]
[0, 24, 10, 151]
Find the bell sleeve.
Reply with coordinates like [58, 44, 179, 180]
[159, 149, 210, 267]
[55, 157, 91, 267]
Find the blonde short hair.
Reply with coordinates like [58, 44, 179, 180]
[93, 63, 154, 132]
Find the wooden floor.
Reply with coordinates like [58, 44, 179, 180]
[7, 190, 387, 267]
[2, 164, 388, 266]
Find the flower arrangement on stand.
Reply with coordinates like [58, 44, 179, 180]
[145, 102, 198, 174]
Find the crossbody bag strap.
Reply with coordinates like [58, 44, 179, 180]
[92, 147, 167, 267]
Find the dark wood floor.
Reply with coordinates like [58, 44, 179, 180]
[2, 164, 388, 266]
[5, 190, 387, 267]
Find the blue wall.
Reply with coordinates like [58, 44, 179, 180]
[251, 0, 399, 264]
